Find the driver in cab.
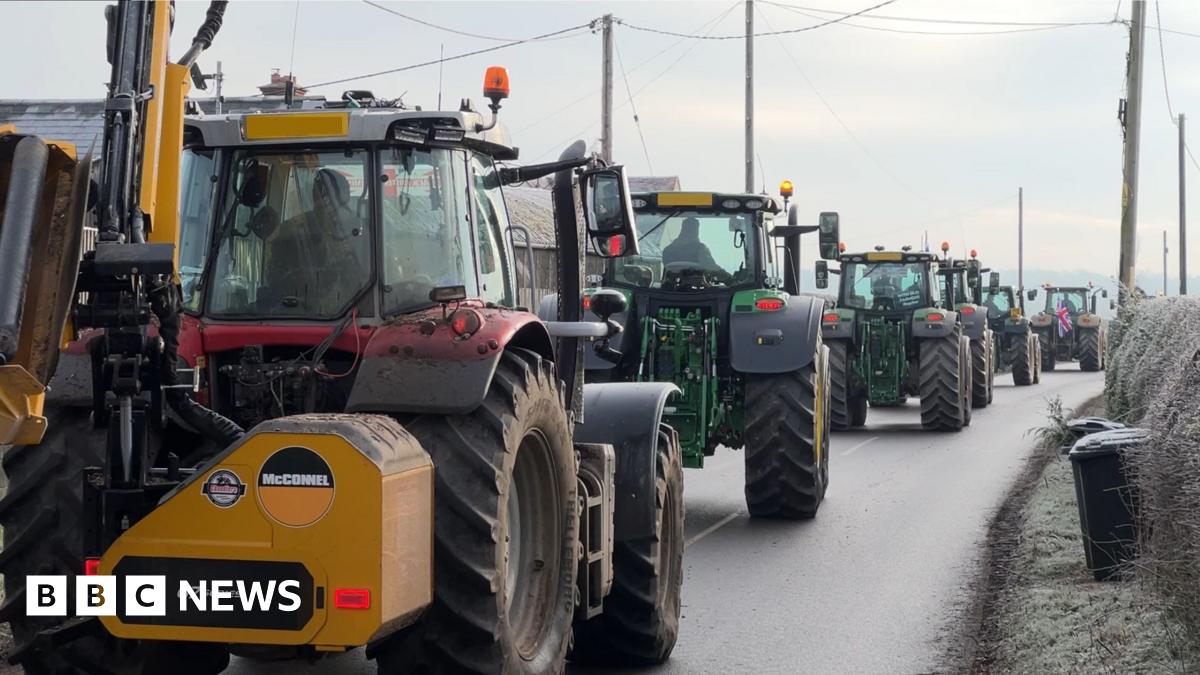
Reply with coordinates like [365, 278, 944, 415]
[662, 217, 720, 270]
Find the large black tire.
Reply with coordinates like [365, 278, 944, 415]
[742, 354, 828, 519]
[376, 349, 577, 675]
[570, 427, 683, 666]
[969, 338, 990, 408]
[849, 395, 868, 427]
[1038, 331, 1056, 371]
[986, 336, 995, 403]
[918, 335, 966, 431]
[960, 336, 973, 427]
[1078, 329, 1102, 372]
[1011, 332, 1034, 386]
[827, 340, 854, 431]
[1032, 337, 1042, 383]
[0, 408, 141, 675]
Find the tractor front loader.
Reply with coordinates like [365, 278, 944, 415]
[0, 3, 687, 673]
[543, 187, 839, 519]
[816, 247, 972, 432]
[933, 248, 994, 408]
[1028, 284, 1110, 372]
[981, 277, 1040, 386]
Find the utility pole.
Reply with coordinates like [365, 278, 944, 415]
[600, 14, 614, 164]
[1164, 229, 1169, 295]
[1118, 0, 1146, 294]
[1180, 113, 1188, 294]
[1018, 187, 1024, 296]
[744, 0, 754, 193]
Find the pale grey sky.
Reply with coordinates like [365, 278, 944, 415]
[5, 0, 1200, 289]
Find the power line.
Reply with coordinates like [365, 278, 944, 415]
[527, 2, 740, 162]
[615, 39, 654, 175]
[1155, 1, 1175, 122]
[753, 3, 930, 207]
[360, 0, 584, 43]
[763, 2, 1115, 28]
[511, 2, 739, 136]
[764, 2, 1117, 35]
[306, 22, 594, 90]
[617, 0, 898, 40]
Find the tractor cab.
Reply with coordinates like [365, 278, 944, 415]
[1039, 286, 1105, 316]
[833, 249, 940, 317]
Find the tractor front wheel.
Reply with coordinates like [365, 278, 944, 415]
[918, 335, 966, 431]
[377, 349, 577, 675]
[571, 427, 683, 666]
[743, 352, 828, 519]
[1078, 329, 1103, 372]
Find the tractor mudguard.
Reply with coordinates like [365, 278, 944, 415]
[574, 382, 678, 541]
[537, 293, 630, 371]
[729, 294, 823, 373]
[911, 308, 959, 338]
[1076, 313, 1103, 329]
[1002, 317, 1031, 334]
[956, 306, 988, 339]
[345, 306, 554, 415]
[820, 306, 856, 340]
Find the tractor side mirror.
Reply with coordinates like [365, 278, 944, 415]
[1110, 299, 1117, 310]
[583, 166, 639, 258]
[989, 272, 1000, 290]
[588, 288, 626, 321]
[238, 160, 270, 208]
[815, 260, 829, 289]
[1026, 289, 1037, 302]
[817, 212, 840, 260]
[1102, 289, 1109, 298]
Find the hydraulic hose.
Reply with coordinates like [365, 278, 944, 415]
[177, 1, 228, 68]
[150, 282, 243, 446]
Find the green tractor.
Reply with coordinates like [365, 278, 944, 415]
[1027, 284, 1111, 371]
[546, 190, 840, 519]
[932, 250, 995, 408]
[981, 277, 1041, 386]
[815, 247, 973, 431]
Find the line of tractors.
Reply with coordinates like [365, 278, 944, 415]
[0, 2, 1110, 673]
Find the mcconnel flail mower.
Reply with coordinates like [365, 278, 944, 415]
[1027, 284, 1111, 372]
[815, 246, 973, 432]
[541, 186, 839, 519]
[0, 2, 687, 672]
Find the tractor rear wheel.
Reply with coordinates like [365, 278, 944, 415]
[0, 408, 228, 675]
[970, 338, 990, 408]
[1039, 332, 1056, 371]
[571, 427, 683, 666]
[376, 349, 577, 675]
[918, 335, 966, 431]
[1078, 329, 1102, 372]
[742, 355, 828, 519]
[827, 340, 856, 430]
[1011, 332, 1034, 386]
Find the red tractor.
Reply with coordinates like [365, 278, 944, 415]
[0, 3, 684, 672]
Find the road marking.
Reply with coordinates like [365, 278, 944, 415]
[841, 436, 879, 457]
[685, 511, 740, 549]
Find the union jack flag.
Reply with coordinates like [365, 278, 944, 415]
[1056, 299, 1072, 338]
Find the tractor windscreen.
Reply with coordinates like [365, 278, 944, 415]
[205, 149, 373, 318]
[983, 288, 1013, 319]
[842, 262, 930, 312]
[616, 210, 758, 290]
[939, 270, 969, 305]
[1045, 289, 1088, 315]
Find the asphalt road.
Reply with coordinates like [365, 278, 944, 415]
[228, 365, 1104, 675]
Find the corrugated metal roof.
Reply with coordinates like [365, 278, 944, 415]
[503, 186, 556, 249]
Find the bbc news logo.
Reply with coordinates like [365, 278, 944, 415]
[27, 575, 303, 617]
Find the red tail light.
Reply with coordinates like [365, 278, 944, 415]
[334, 588, 371, 609]
[582, 294, 592, 311]
[85, 558, 100, 576]
[927, 312, 945, 321]
[756, 298, 784, 311]
[449, 308, 483, 337]
[960, 306, 975, 315]
[822, 312, 840, 322]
